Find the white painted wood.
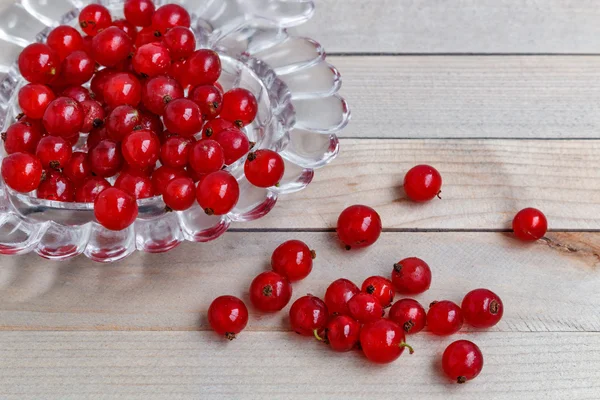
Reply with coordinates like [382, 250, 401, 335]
[0, 232, 598, 332]
[331, 56, 600, 139]
[297, 0, 600, 54]
[1, 331, 599, 399]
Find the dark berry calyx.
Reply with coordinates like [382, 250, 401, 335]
[429, 301, 438, 308]
[393, 262, 403, 273]
[204, 208, 214, 216]
[16, 113, 25, 120]
[164, 206, 173, 213]
[437, 190, 442, 199]
[457, 376, 467, 384]
[153, 31, 162, 37]
[211, 101, 219, 109]
[49, 160, 60, 170]
[132, 125, 143, 131]
[345, 245, 351, 251]
[403, 319, 415, 333]
[204, 128, 213, 137]
[365, 285, 375, 295]
[489, 299, 500, 314]
[93, 118, 104, 128]
[247, 152, 257, 162]
[163, 95, 173, 104]
[249, 141, 256, 149]
[234, 120, 243, 128]
[0, 132, 6, 141]
[310, 249, 317, 259]
[262, 284, 273, 297]
[224, 332, 236, 341]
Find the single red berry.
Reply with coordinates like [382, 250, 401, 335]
[75, 176, 111, 202]
[186, 50, 221, 87]
[162, 27, 195, 60]
[461, 289, 503, 329]
[79, 4, 112, 37]
[213, 128, 249, 165]
[512, 207, 547, 241]
[18, 84, 55, 119]
[63, 151, 91, 186]
[195, 170, 239, 215]
[221, 88, 258, 127]
[138, 111, 164, 135]
[90, 68, 116, 102]
[361, 276, 395, 308]
[249, 271, 292, 313]
[114, 171, 154, 199]
[91, 26, 133, 68]
[163, 99, 203, 137]
[36, 135, 72, 170]
[124, 0, 155, 27]
[271, 240, 315, 282]
[442, 340, 484, 384]
[318, 315, 360, 352]
[360, 319, 414, 364]
[324, 278, 360, 316]
[347, 292, 384, 324]
[187, 139, 224, 174]
[89, 139, 124, 177]
[151, 165, 188, 195]
[60, 86, 93, 103]
[160, 135, 191, 168]
[208, 295, 249, 340]
[121, 129, 160, 169]
[60, 50, 95, 86]
[152, 4, 191, 34]
[289, 295, 328, 336]
[94, 187, 138, 231]
[188, 85, 222, 121]
[142, 75, 183, 115]
[163, 177, 195, 210]
[37, 171, 74, 202]
[388, 298, 427, 335]
[106, 105, 140, 141]
[135, 26, 162, 48]
[80, 100, 106, 133]
[244, 150, 285, 188]
[391, 257, 432, 294]
[203, 118, 236, 138]
[132, 42, 171, 78]
[87, 126, 109, 151]
[336, 204, 382, 250]
[18, 43, 60, 84]
[1, 152, 43, 193]
[168, 59, 188, 87]
[102, 72, 142, 109]
[2, 121, 43, 154]
[16, 115, 46, 135]
[427, 300, 464, 336]
[42, 97, 84, 138]
[112, 19, 137, 41]
[47, 25, 85, 61]
[404, 164, 442, 202]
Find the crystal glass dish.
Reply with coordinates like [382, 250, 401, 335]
[0, 0, 349, 262]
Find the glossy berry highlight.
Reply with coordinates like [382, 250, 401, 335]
[336, 204, 382, 250]
[442, 340, 484, 383]
[208, 295, 249, 340]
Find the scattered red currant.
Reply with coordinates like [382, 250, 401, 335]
[79, 4, 112, 37]
[63, 152, 91, 186]
[152, 4, 191, 34]
[427, 300, 464, 336]
[203, 118, 236, 138]
[249, 271, 292, 313]
[318, 315, 360, 352]
[347, 292, 384, 324]
[324, 278, 360, 316]
[42, 97, 84, 138]
[94, 187, 138, 231]
[121, 129, 160, 170]
[442, 340, 484, 383]
[60, 50, 95, 86]
[124, 0, 155, 27]
[46, 25, 84, 61]
[391, 257, 432, 294]
[361, 276, 395, 308]
[404, 164, 442, 202]
[196, 170, 239, 215]
[18, 84, 55, 119]
[213, 128, 250, 165]
[102, 72, 142, 109]
[2, 120, 43, 154]
[36, 136, 72, 170]
[221, 88, 258, 127]
[164, 99, 203, 137]
[208, 295, 249, 340]
[163, 177, 196, 210]
[160, 136, 191, 168]
[75, 176, 111, 203]
[1, 152, 43, 193]
[112, 19, 137, 41]
[106, 105, 140, 141]
[80, 100, 106, 133]
[336, 204, 382, 250]
[189, 85, 222, 120]
[37, 171, 74, 202]
[163, 27, 195, 60]
[133, 42, 171, 77]
[92, 26, 133, 68]
[114, 171, 154, 199]
[18, 43, 60, 84]
[388, 298, 427, 334]
[142, 75, 183, 115]
[188, 139, 225, 174]
[89, 139, 124, 178]
[244, 150, 285, 188]
[461, 289, 503, 328]
[360, 319, 414, 364]
[512, 207, 547, 241]
[151, 165, 188, 195]
[289, 295, 328, 336]
[271, 240, 315, 282]
[186, 49, 221, 87]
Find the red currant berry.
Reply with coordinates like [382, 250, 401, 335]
[162, 27, 195, 60]
[195, 170, 239, 215]
[336, 204, 382, 250]
[289, 295, 328, 336]
[37, 171, 74, 202]
[132, 42, 171, 77]
[388, 298, 427, 335]
[244, 150, 285, 188]
[94, 187, 138, 231]
[17, 115, 46, 135]
[18, 84, 55, 119]
[512, 207, 547, 241]
[114, 171, 154, 199]
[42, 97, 84, 138]
[427, 300, 464, 336]
[90, 68, 116, 102]
[63, 151, 91, 186]
[152, 4, 191, 34]
[91, 26, 133, 68]
[89, 139, 124, 177]
[80, 100, 106, 133]
[47, 25, 84, 61]
[442, 340, 484, 384]
[404, 164, 442, 202]
[361, 276, 395, 308]
[324, 278, 360, 316]
[87, 126, 109, 151]
[112, 19, 137, 41]
[213, 128, 249, 165]
[151, 165, 188, 195]
[391, 257, 432, 294]
[189, 85, 222, 120]
[121, 129, 160, 169]
[1, 152, 43, 193]
[103, 72, 142, 109]
[36, 135, 72, 170]
[135, 26, 162, 48]
[60, 50, 95, 86]
[2, 121, 43, 154]
[347, 292, 384, 324]
[208, 295, 249, 340]
[249, 271, 292, 313]
[360, 319, 414, 364]
[142, 75, 183, 115]
[271, 240, 315, 282]
[187, 139, 224, 174]
[106, 105, 140, 141]
[75, 176, 111, 202]
[186, 50, 221, 87]
[461, 289, 503, 329]
[318, 315, 360, 352]
[79, 4, 112, 37]
[203, 118, 236, 138]
[18, 43, 60, 84]
[138, 111, 164, 135]
[163, 177, 195, 210]
[60, 86, 93, 103]
[221, 88, 258, 127]
[124, 0, 155, 27]
[160, 136, 191, 168]
[164, 99, 203, 137]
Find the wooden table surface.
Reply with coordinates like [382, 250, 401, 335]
[2, 1, 600, 399]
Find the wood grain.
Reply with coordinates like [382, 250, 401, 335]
[296, 0, 600, 54]
[1, 232, 598, 332]
[331, 56, 600, 139]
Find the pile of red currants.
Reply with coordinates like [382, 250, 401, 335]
[1, 0, 286, 231]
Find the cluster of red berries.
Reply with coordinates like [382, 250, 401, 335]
[1, 0, 286, 231]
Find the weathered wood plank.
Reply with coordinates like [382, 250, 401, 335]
[0, 232, 598, 332]
[297, 0, 600, 54]
[330, 56, 600, 139]
[1, 331, 599, 399]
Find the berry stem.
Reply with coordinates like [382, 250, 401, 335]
[399, 342, 414, 354]
[313, 329, 324, 342]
